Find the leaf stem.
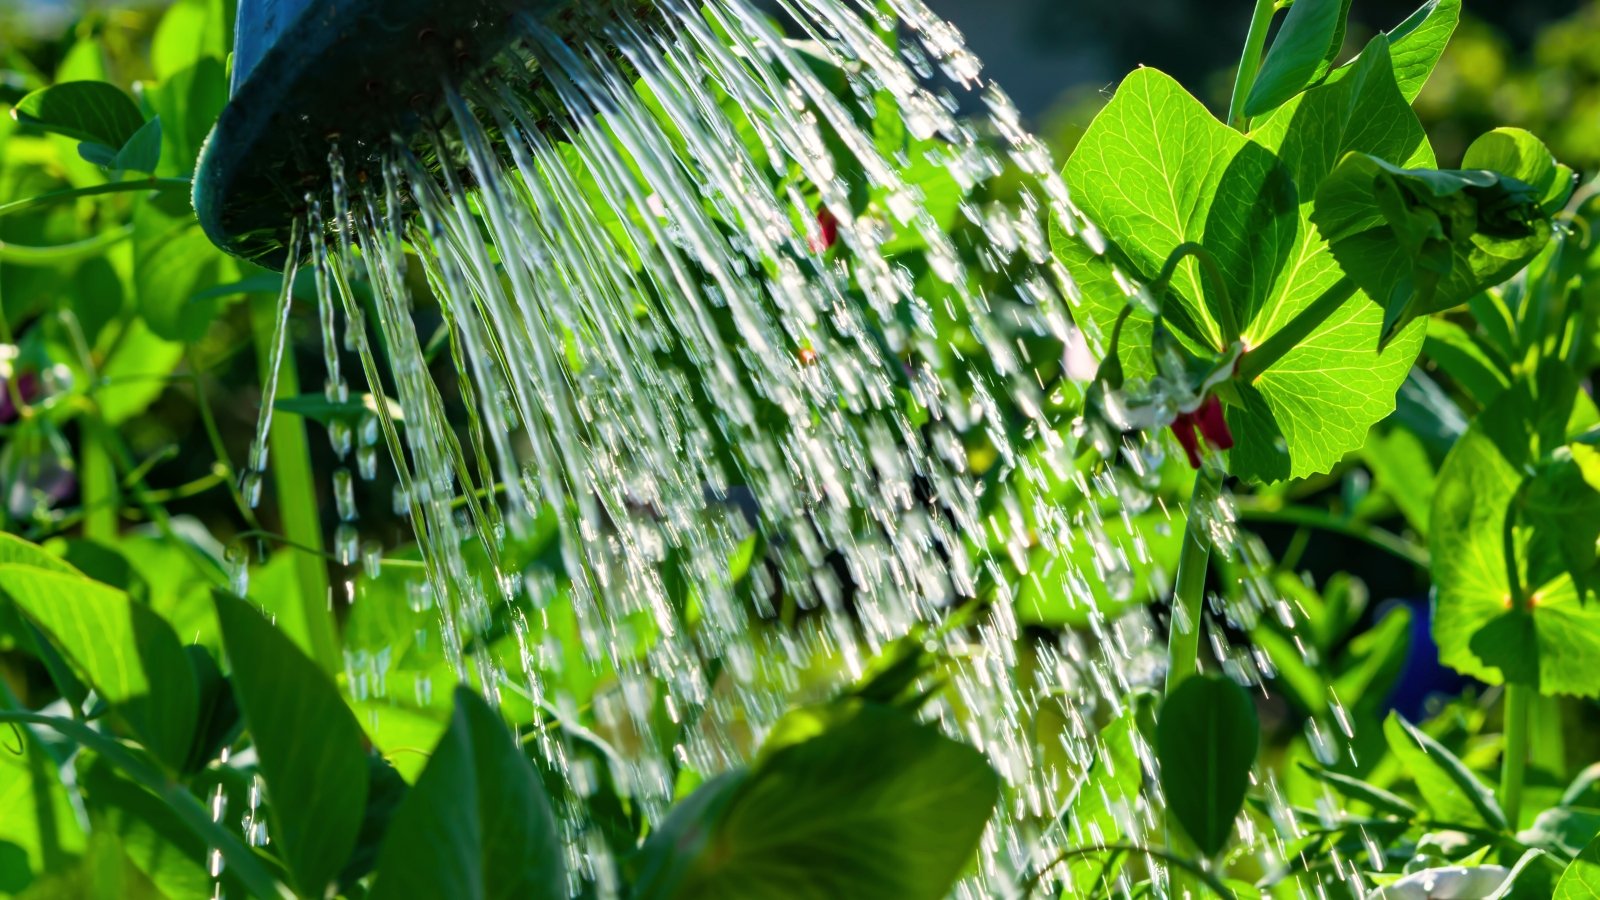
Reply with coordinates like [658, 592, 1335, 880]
[79, 418, 119, 542]
[1154, 242, 1240, 348]
[248, 292, 341, 676]
[1500, 684, 1530, 828]
[1227, 0, 1280, 130]
[0, 225, 134, 265]
[1232, 502, 1429, 570]
[1020, 842, 1235, 899]
[1235, 276, 1356, 383]
[1166, 467, 1221, 693]
[0, 178, 191, 220]
[1164, 468, 1222, 896]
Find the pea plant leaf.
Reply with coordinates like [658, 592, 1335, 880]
[369, 687, 566, 900]
[1463, 126, 1576, 216]
[1379, 0, 1462, 102]
[1244, 0, 1352, 118]
[1236, 35, 1434, 482]
[1319, 0, 1461, 105]
[112, 116, 163, 174]
[10, 81, 145, 147]
[1311, 131, 1554, 349]
[1430, 363, 1600, 697]
[1556, 832, 1600, 899]
[214, 591, 369, 898]
[0, 565, 198, 772]
[1056, 700, 1148, 893]
[1061, 66, 1299, 359]
[1384, 712, 1507, 830]
[631, 702, 998, 899]
[1156, 675, 1258, 857]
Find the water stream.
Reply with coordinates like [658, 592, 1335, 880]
[235, 0, 1344, 893]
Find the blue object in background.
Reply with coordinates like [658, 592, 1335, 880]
[1383, 594, 1475, 721]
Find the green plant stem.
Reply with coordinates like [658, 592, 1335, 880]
[79, 420, 118, 542]
[0, 178, 190, 219]
[1227, 0, 1279, 130]
[1164, 468, 1221, 898]
[1235, 277, 1356, 383]
[0, 224, 134, 265]
[1529, 694, 1565, 775]
[248, 294, 340, 676]
[1153, 242, 1240, 346]
[0, 709, 288, 898]
[1020, 842, 1235, 899]
[1166, 468, 1221, 694]
[1500, 683, 1531, 828]
[1496, 483, 1533, 827]
[1232, 503, 1429, 570]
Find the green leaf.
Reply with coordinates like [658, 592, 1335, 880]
[0, 565, 197, 771]
[633, 703, 998, 899]
[133, 190, 235, 342]
[1431, 365, 1600, 696]
[75, 141, 117, 168]
[1326, 0, 1460, 103]
[1311, 148, 1552, 348]
[0, 728, 85, 892]
[151, 0, 230, 80]
[1063, 67, 1298, 355]
[11, 81, 145, 148]
[180, 646, 240, 776]
[144, 57, 226, 177]
[113, 117, 163, 174]
[1232, 35, 1432, 481]
[0, 532, 78, 575]
[370, 687, 565, 900]
[1057, 703, 1146, 893]
[1463, 127, 1576, 216]
[337, 756, 410, 890]
[1520, 806, 1600, 859]
[1017, 509, 1184, 627]
[95, 317, 185, 426]
[1244, 0, 1350, 117]
[1556, 832, 1600, 899]
[78, 756, 233, 899]
[1362, 427, 1437, 535]
[1383, 712, 1507, 830]
[1156, 675, 1259, 856]
[1424, 318, 1511, 408]
[1298, 763, 1419, 819]
[214, 591, 368, 897]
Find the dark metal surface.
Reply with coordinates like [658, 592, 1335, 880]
[195, 0, 568, 269]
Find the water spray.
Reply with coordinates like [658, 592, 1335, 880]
[190, 0, 1161, 891]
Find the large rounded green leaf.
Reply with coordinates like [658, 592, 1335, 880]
[1056, 41, 1430, 483]
[214, 592, 368, 897]
[1156, 675, 1259, 857]
[0, 565, 197, 771]
[1430, 365, 1600, 697]
[633, 703, 999, 899]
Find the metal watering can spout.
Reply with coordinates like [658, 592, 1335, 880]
[194, 0, 561, 269]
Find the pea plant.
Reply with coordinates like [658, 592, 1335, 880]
[1048, 0, 1600, 895]
[2, 0, 1600, 898]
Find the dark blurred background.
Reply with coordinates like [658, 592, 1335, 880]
[6, 0, 1599, 168]
[925, 0, 1600, 169]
